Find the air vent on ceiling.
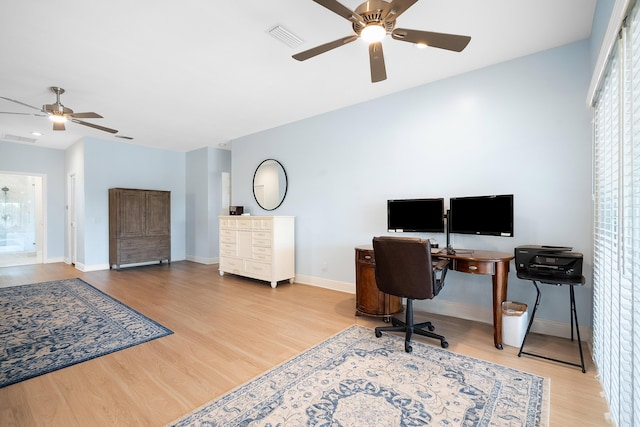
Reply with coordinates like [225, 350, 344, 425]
[2, 134, 36, 143]
[267, 24, 304, 48]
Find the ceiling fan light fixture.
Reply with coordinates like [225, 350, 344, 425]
[49, 114, 67, 123]
[361, 24, 386, 43]
[416, 42, 428, 49]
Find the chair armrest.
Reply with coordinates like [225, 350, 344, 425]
[433, 258, 449, 272]
[432, 258, 449, 295]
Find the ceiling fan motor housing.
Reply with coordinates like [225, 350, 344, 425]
[352, 0, 396, 35]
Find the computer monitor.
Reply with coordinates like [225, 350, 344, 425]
[448, 194, 514, 237]
[387, 198, 445, 233]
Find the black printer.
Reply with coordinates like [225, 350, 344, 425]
[515, 245, 583, 281]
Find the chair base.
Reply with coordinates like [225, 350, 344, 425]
[374, 299, 448, 352]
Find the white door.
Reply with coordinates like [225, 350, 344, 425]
[68, 173, 77, 265]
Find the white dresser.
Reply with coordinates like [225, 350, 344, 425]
[218, 215, 295, 288]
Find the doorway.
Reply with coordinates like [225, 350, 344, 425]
[0, 173, 44, 267]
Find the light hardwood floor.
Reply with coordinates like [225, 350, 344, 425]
[1, 261, 611, 426]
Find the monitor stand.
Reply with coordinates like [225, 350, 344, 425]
[445, 209, 456, 254]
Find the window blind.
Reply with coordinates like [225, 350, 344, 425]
[592, 1, 640, 425]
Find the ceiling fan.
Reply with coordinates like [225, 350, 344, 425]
[293, 0, 471, 83]
[0, 86, 118, 134]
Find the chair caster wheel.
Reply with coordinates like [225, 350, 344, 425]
[375, 330, 382, 338]
[405, 344, 413, 353]
[441, 341, 449, 348]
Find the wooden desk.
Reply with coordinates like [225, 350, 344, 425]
[356, 244, 514, 349]
[432, 249, 514, 349]
[355, 246, 403, 319]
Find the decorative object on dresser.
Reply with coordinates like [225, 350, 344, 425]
[109, 188, 171, 269]
[219, 216, 295, 288]
[355, 245, 403, 319]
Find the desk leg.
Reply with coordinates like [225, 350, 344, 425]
[493, 261, 509, 349]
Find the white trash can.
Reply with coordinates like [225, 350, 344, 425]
[502, 301, 528, 347]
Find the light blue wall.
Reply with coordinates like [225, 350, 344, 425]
[230, 40, 593, 326]
[186, 146, 231, 262]
[66, 137, 187, 268]
[0, 141, 66, 262]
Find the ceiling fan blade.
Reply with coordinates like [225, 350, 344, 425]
[53, 121, 66, 131]
[0, 96, 43, 112]
[369, 42, 387, 83]
[313, 0, 364, 25]
[68, 112, 103, 119]
[0, 111, 47, 117]
[392, 28, 471, 52]
[381, 0, 419, 22]
[70, 119, 118, 134]
[293, 35, 358, 61]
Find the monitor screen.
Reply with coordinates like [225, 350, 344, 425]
[387, 198, 445, 233]
[448, 194, 514, 237]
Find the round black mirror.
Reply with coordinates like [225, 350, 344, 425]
[253, 159, 288, 211]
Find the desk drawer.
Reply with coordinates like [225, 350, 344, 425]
[453, 259, 494, 275]
[357, 249, 375, 265]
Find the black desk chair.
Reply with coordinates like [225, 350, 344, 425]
[372, 236, 450, 352]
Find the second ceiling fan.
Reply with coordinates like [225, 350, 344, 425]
[0, 86, 118, 134]
[293, 0, 471, 83]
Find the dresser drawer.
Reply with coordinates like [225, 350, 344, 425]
[220, 229, 235, 238]
[245, 260, 272, 278]
[120, 245, 169, 263]
[253, 246, 272, 255]
[220, 243, 237, 256]
[220, 257, 244, 273]
[236, 219, 252, 229]
[253, 238, 271, 247]
[252, 218, 273, 230]
[220, 235, 236, 245]
[219, 217, 236, 229]
[252, 230, 272, 240]
[119, 236, 169, 249]
[252, 252, 272, 262]
[452, 259, 494, 275]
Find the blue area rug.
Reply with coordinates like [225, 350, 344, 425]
[170, 325, 549, 427]
[0, 278, 173, 388]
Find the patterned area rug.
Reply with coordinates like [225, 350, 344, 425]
[0, 278, 173, 388]
[170, 325, 549, 427]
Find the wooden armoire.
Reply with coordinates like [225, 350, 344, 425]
[109, 188, 171, 269]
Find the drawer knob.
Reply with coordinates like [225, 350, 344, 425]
[468, 265, 478, 271]
[364, 255, 372, 260]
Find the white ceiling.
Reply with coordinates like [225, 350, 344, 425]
[0, 0, 596, 152]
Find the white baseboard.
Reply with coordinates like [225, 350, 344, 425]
[294, 274, 355, 294]
[297, 275, 592, 341]
[74, 262, 111, 272]
[45, 257, 64, 264]
[186, 255, 219, 265]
